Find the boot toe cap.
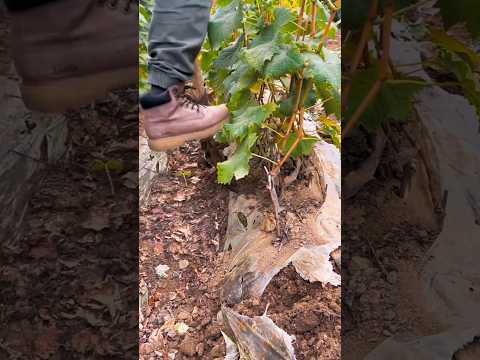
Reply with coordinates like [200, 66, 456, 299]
[214, 104, 230, 123]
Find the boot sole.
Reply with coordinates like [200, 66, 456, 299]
[148, 120, 227, 152]
[20, 66, 137, 113]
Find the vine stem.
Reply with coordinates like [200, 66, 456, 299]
[296, 0, 307, 40]
[272, 107, 305, 177]
[342, 80, 383, 138]
[343, 0, 394, 140]
[341, 0, 379, 112]
[265, 167, 283, 238]
[317, 8, 337, 52]
[311, 0, 317, 36]
[283, 76, 305, 142]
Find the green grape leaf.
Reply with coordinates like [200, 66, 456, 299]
[208, 0, 243, 49]
[317, 85, 341, 119]
[430, 29, 480, 68]
[438, 0, 480, 38]
[224, 62, 257, 98]
[275, 88, 317, 118]
[243, 8, 294, 71]
[303, 49, 341, 90]
[345, 65, 424, 131]
[208, 68, 230, 99]
[318, 116, 342, 148]
[280, 132, 319, 159]
[214, 34, 245, 70]
[303, 49, 341, 118]
[217, 133, 258, 184]
[228, 89, 255, 111]
[224, 103, 277, 141]
[264, 46, 304, 79]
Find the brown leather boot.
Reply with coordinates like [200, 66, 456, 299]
[9, 0, 137, 112]
[142, 85, 230, 151]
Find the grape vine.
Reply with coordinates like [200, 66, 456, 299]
[342, 0, 480, 139]
[203, 0, 342, 184]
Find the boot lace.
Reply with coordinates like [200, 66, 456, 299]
[178, 95, 205, 113]
[98, 0, 138, 13]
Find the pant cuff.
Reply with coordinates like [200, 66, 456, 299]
[148, 71, 181, 89]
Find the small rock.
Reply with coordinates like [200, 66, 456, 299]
[179, 336, 197, 357]
[155, 264, 170, 278]
[178, 259, 189, 270]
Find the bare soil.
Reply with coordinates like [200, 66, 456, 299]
[0, 89, 139, 359]
[139, 142, 340, 359]
[342, 123, 444, 359]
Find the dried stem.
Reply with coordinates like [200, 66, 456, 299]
[284, 77, 304, 140]
[265, 167, 283, 238]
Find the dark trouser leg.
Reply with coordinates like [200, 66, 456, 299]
[148, 0, 212, 89]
